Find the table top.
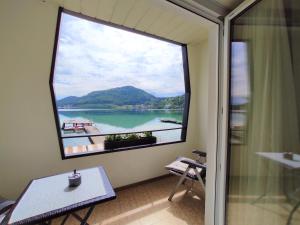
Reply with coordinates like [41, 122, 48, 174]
[256, 152, 300, 169]
[7, 166, 116, 225]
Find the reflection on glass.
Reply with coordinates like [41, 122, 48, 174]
[230, 42, 250, 144]
[226, 0, 300, 225]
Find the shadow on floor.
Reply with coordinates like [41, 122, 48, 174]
[52, 176, 205, 225]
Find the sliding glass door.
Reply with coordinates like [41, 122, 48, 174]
[225, 0, 300, 225]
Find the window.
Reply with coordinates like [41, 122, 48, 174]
[50, 8, 190, 159]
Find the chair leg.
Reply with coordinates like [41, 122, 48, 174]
[193, 168, 205, 192]
[185, 180, 194, 195]
[168, 167, 190, 201]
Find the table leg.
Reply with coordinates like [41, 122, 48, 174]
[70, 206, 95, 225]
[251, 159, 277, 205]
[40, 220, 52, 225]
[80, 206, 95, 225]
[251, 176, 273, 204]
[61, 214, 70, 225]
[286, 200, 300, 225]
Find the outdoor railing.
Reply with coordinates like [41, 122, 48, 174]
[62, 127, 187, 157]
[61, 127, 185, 139]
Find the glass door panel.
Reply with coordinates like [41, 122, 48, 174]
[226, 0, 300, 225]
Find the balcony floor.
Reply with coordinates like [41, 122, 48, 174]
[51, 176, 205, 225]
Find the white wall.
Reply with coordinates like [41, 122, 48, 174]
[205, 27, 220, 225]
[188, 41, 210, 150]
[188, 29, 219, 225]
[0, 0, 214, 199]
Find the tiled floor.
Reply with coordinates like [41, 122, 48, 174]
[226, 176, 300, 225]
[52, 176, 205, 225]
[227, 196, 300, 225]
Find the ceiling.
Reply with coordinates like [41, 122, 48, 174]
[185, 0, 244, 16]
[50, 0, 217, 45]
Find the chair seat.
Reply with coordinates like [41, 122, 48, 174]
[165, 157, 204, 180]
[166, 152, 207, 201]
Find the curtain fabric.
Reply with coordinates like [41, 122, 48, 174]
[227, 0, 300, 224]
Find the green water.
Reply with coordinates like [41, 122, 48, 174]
[59, 109, 184, 147]
[59, 109, 183, 131]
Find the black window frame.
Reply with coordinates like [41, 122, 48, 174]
[49, 7, 191, 160]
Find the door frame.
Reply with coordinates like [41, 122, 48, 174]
[166, 1, 268, 225]
[215, 1, 262, 225]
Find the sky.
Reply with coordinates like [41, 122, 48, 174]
[53, 13, 186, 100]
[231, 42, 250, 99]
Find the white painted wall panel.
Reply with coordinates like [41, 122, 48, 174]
[53, 0, 212, 44]
[110, 0, 136, 25]
[63, 0, 81, 12]
[81, 0, 99, 18]
[96, 0, 117, 21]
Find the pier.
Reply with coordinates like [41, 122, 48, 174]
[63, 120, 106, 155]
[62, 119, 93, 131]
[84, 125, 105, 145]
[160, 119, 182, 125]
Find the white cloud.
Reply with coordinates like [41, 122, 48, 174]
[53, 13, 186, 99]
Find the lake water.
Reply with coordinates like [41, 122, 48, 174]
[58, 109, 184, 147]
[58, 109, 246, 148]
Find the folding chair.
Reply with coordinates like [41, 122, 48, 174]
[0, 198, 15, 224]
[165, 150, 207, 201]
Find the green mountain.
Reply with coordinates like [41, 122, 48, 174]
[57, 86, 184, 109]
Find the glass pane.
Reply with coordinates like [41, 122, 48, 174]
[226, 0, 300, 225]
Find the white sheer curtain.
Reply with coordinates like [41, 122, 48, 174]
[227, 0, 300, 224]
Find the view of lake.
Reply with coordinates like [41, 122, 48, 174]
[52, 13, 188, 155]
[59, 109, 184, 147]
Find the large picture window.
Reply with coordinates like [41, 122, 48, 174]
[50, 8, 190, 159]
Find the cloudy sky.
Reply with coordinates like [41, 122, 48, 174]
[53, 13, 185, 100]
[231, 42, 250, 98]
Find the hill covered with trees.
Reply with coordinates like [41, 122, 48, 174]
[57, 86, 184, 110]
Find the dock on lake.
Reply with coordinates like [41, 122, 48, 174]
[84, 125, 105, 144]
[160, 119, 182, 125]
[62, 119, 93, 131]
[63, 120, 106, 155]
